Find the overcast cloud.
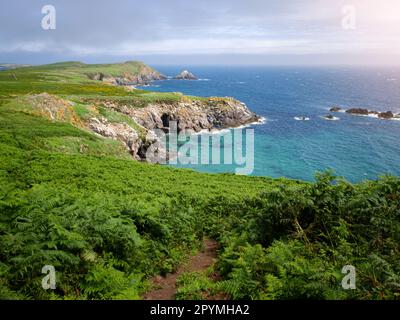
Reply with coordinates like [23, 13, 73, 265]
[0, 0, 399, 65]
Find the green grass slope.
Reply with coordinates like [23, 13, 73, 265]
[0, 62, 399, 300]
[0, 61, 178, 105]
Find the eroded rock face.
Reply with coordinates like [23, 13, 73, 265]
[124, 98, 259, 133]
[88, 117, 168, 162]
[88, 117, 142, 159]
[113, 69, 166, 85]
[174, 70, 197, 80]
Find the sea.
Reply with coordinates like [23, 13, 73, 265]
[142, 66, 400, 182]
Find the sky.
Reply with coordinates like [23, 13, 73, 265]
[0, 0, 400, 65]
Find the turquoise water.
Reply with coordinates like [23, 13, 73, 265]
[143, 66, 400, 182]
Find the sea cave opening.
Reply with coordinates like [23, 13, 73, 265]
[161, 113, 170, 127]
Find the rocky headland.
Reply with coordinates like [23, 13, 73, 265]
[22, 91, 259, 163]
[10, 61, 260, 163]
[125, 97, 259, 133]
[86, 63, 166, 86]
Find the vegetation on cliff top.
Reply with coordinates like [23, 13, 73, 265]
[0, 62, 399, 300]
[0, 61, 175, 104]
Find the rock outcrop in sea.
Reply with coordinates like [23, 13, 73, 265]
[174, 70, 198, 80]
[322, 114, 338, 121]
[346, 108, 370, 116]
[378, 111, 394, 119]
[330, 106, 400, 120]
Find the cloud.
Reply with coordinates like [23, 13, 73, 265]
[0, 0, 399, 64]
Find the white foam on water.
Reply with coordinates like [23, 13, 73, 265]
[241, 117, 268, 127]
[321, 116, 340, 121]
[255, 117, 267, 124]
[190, 128, 232, 136]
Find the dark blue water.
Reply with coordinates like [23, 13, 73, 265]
[143, 66, 400, 182]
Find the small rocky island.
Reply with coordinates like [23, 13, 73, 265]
[174, 70, 198, 80]
[330, 106, 399, 120]
[322, 114, 339, 121]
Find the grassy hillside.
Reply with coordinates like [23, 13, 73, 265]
[0, 62, 399, 300]
[0, 61, 179, 105]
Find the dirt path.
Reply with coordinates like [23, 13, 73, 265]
[143, 239, 218, 300]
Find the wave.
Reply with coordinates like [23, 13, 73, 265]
[189, 128, 232, 136]
[188, 118, 267, 136]
[294, 116, 310, 121]
[233, 117, 268, 129]
[230, 118, 265, 130]
[254, 116, 267, 124]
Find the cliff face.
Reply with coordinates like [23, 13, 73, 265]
[93, 96, 259, 162]
[88, 117, 142, 160]
[107, 97, 259, 133]
[110, 65, 166, 85]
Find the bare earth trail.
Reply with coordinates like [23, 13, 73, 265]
[143, 239, 218, 300]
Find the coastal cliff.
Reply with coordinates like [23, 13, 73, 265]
[107, 96, 258, 132]
[18, 92, 259, 162]
[89, 96, 259, 161]
[1, 61, 260, 162]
